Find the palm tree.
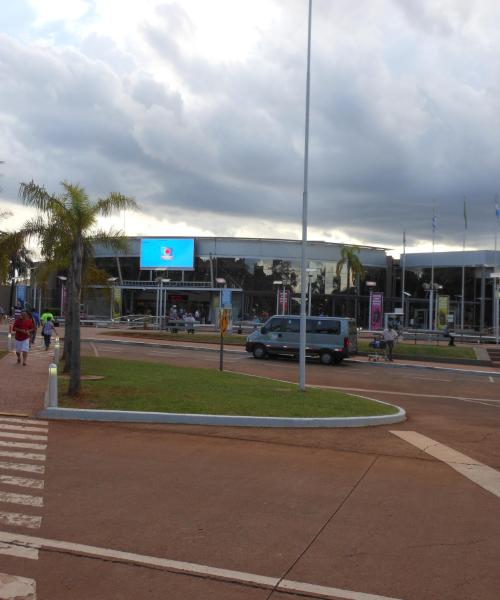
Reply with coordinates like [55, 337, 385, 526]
[335, 246, 365, 318]
[19, 181, 138, 396]
[0, 213, 33, 312]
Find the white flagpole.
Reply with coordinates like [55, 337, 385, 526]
[429, 205, 436, 330]
[461, 198, 466, 331]
[299, 0, 313, 392]
[401, 230, 406, 325]
[495, 197, 499, 344]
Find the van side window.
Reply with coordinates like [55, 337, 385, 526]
[284, 319, 300, 333]
[315, 320, 340, 335]
[306, 319, 318, 333]
[267, 318, 283, 332]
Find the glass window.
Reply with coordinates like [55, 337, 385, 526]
[284, 318, 300, 333]
[314, 319, 340, 335]
[267, 318, 283, 332]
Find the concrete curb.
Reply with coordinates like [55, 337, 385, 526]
[38, 403, 406, 428]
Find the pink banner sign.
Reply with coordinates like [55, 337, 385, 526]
[370, 292, 384, 330]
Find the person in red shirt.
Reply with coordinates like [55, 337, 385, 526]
[13, 310, 35, 366]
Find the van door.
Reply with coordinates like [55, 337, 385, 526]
[264, 317, 287, 353]
[348, 320, 358, 353]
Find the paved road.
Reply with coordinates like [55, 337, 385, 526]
[0, 342, 499, 599]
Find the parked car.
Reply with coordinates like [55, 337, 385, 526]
[245, 315, 358, 365]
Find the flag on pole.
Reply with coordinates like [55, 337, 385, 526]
[432, 207, 437, 232]
[496, 199, 500, 222]
[463, 198, 468, 230]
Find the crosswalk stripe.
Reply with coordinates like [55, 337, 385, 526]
[0, 491, 43, 508]
[0, 433, 48, 442]
[0, 418, 48, 427]
[0, 462, 45, 475]
[0, 441, 47, 451]
[0, 475, 44, 490]
[0, 543, 39, 561]
[0, 425, 48, 434]
[0, 511, 42, 529]
[0, 451, 45, 462]
[0, 572, 37, 598]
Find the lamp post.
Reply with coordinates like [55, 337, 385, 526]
[216, 278, 226, 320]
[306, 268, 317, 316]
[57, 276, 67, 318]
[366, 281, 376, 330]
[273, 281, 283, 315]
[491, 273, 500, 344]
[107, 277, 118, 321]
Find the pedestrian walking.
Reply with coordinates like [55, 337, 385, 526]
[0, 305, 4, 322]
[383, 327, 396, 362]
[41, 316, 58, 350]
[31, 309, 40, 345]
[40, 310, 54, 325]
[13, 310, 35, 366]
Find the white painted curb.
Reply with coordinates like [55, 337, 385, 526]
[38, 404, 406, 428]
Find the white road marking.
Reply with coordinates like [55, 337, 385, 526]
[391, 431, 500, 499]
[0, 462, 45, 475]
[489, 376, 494, 383]
[0, 418, 47, 427]
[0, 433, 47, 442]
[0, 475, 44, 490]
[90, 342, 99, 357]
[0, 491, 43, 508]
[0, 425, 48, 434]
[0, 543, 39, 561]
[0, 511, 41, 529]
[0, 572, 37, 598]
[0, 451, 45, 462]
[146, 351, 181, 357]
[314, 385, 500, 407]
[0, 530, 403, 600]
[408, 376, 451, 382]
[0, 441, 47, 451]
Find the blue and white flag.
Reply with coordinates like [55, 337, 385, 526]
[432, 208, 437, 233]
[496, 200, 500, 222]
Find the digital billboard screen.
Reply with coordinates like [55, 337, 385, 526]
[140, 238, 195, 270]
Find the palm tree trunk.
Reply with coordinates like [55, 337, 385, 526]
[62, 273, 73, 374]
[68, 236, 83, 396]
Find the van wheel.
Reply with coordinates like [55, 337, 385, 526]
[253, 345, 267, 359]
[319, 351, 333, 365]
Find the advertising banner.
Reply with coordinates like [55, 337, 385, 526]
[370, 292, 384, 330]
[221, 288, 232, 308]
[437, 295, 449, 330]
[112, 287, 122, 320]
[278, 288, 289, 314]
[140, 238, 195, 270]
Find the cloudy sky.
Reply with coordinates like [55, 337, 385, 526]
[1, 0, 500, 253]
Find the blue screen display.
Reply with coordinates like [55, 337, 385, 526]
[140, 238, 195, 270]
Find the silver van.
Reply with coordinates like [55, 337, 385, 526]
[245, 315, 357, 365]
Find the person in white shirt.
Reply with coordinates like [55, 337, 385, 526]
[383, 327, 395, 361]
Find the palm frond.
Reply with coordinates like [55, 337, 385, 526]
[94, 193, 138, 217]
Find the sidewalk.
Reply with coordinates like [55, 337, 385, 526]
[0, 338, 54, 416]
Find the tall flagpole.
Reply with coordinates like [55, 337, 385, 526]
[401, 230, 406, 325]
[429, 204, 436, 330]
[299, 0, 313, 392]
[461, 197, 467, 331]
[495, 197, 499, 344]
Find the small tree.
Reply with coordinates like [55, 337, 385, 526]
[19, 181, 138, 396]
[335, 246, 365, 318]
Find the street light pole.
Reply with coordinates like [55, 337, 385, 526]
[299, 0, 313, 392]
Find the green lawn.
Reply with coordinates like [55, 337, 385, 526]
[0, 351, 7, 361]
[103, 330, 245, 345]
[60, 356, 398, 418]
[357, 340, 476, 359]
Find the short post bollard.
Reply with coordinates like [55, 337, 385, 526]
[7, 333, 12, 352]
[48, 363, 58, 408]
[53, 337, 60, 363]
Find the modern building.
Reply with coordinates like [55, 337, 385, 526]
[20, 236, 499, 331]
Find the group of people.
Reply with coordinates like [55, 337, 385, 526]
[11, 308, 58, 366]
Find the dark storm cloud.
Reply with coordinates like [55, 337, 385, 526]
[1, 1, 500, 249]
